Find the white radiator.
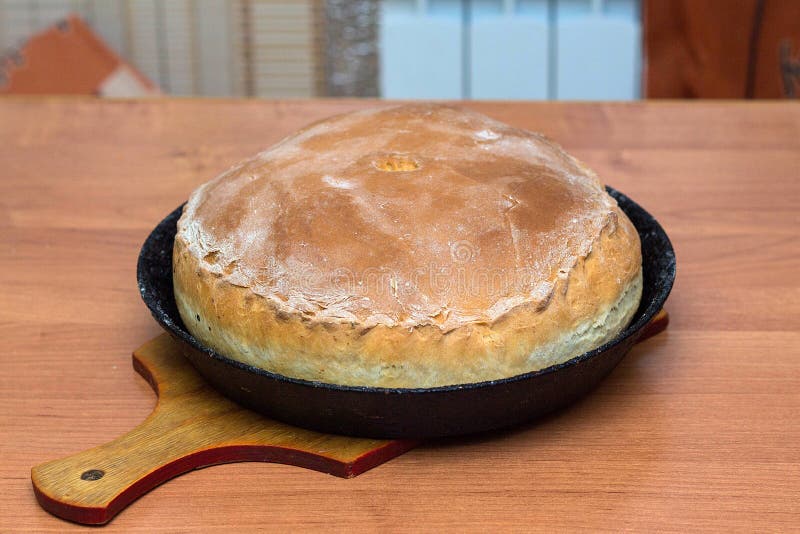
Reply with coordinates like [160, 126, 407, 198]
[0, 0, 640, 99]
[380, 0, 641, 100]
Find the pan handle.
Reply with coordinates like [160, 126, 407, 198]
[638, 308, 669, 342]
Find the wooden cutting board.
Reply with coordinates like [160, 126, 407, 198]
[31, 310, 668, 525]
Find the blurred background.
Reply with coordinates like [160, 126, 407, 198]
[0, 0, 797, 99]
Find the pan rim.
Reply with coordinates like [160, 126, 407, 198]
[137, 186, 675, 396]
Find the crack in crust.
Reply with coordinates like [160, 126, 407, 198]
[173, 104, 642, 387]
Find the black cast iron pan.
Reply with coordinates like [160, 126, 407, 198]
[137, 187, 675, 439]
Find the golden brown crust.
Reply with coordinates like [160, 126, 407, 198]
[173, 104, 642, 387]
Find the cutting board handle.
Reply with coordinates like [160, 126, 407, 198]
[30, 335, 416, 525]
[31, 309, 668, 525]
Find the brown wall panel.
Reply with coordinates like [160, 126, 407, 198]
[644, 0, 800, 98]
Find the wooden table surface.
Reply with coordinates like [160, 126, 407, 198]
[1, 98, 798, 532]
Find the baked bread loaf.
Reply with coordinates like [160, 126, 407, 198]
[173, 104, 642, 388]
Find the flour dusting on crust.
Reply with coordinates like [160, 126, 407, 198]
[176, 104, 619, 331]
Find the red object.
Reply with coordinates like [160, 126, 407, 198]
[1, 15, 156, 95]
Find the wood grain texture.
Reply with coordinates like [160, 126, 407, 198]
[2, 98, 799, 531]
[643, 0, 800, 98]
[29, 311, 669, 526]
[31, 334, 416, 525]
